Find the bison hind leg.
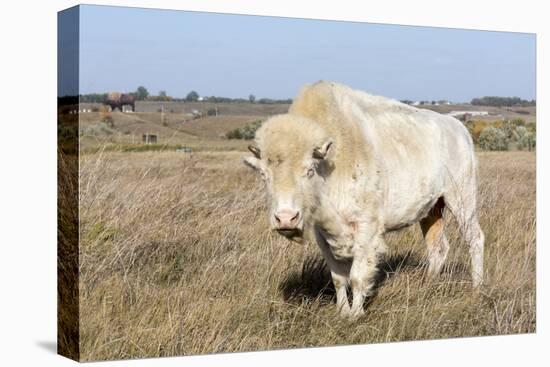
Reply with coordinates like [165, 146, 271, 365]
[443, 188, 485, 288]
[420, 197, 450, 277]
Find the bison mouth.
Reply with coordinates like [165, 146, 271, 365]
[276, 228, 303, 239]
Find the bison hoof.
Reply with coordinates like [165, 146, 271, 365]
[346, 308, 364, 319]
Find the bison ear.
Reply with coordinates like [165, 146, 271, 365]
[248, 144, 261, 159]
[312, 138, 334, 160]
[243, 156, 261, 171]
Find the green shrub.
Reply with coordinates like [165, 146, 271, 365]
[58, 124, 79, 140]
[465, 120, 489, 144]
[511, 118, 526, 126]
[226, 120, 263, 140]
[225, 129, 242, 139]
[528, 134, 536, 150]
[479, 126, 508, 151]
[465, 119, 536, 151]
[500, 121, 516, 143]
[80, 122, 115, 137]
[514, 126, 536, 151]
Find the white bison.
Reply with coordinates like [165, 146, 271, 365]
[244, 81, 484, 318]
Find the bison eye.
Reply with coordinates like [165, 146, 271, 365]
[306, 167, 315, 178]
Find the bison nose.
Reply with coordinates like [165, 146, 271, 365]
[274, 210, 301, 229]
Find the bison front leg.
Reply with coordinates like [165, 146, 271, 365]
[331, 271, 351, 316]
[349, 233, 385, 318]
[313, 227, 353, 317]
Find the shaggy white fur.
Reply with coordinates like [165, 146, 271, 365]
[245, 81, 484, 318]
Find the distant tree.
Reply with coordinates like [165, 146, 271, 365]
[208, 96, 231, 103]
[159, 90, 172, 101]
[400, 100, 413, 105]
[257, 98, 293, 104]
[186, 91, 199, 102]
[136, 86, 149, 100]
[79, 93, 108, 103]
[249, 94, 256, 103]
[471, 96, 535, 107]
[147, 91, 172, 101]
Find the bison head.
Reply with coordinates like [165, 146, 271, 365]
[243, 115, 334, 241]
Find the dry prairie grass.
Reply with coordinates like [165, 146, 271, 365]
[78, 150, 535, 361]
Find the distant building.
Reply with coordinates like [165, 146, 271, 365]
[78, 102, 102, 113]
[122, 104, 133, 113]
[135, 101, 186, 113]
[447, 111, 489, 117]
[142, 133, 158, 144]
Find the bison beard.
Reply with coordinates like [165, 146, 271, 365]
[276, 228, 303, 239]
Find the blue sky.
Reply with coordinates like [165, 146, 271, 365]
[76, 5, 536, 102]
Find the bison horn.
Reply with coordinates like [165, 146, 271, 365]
[313, 139, 333, 160]
[248, 144, 261, 158]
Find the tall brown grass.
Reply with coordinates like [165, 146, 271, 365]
[58, 149, 79, 359]
[78, 150, 535, 361]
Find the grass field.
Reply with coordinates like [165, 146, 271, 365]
[78, 112, 258, 152]
[78, 148, 536, 361]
